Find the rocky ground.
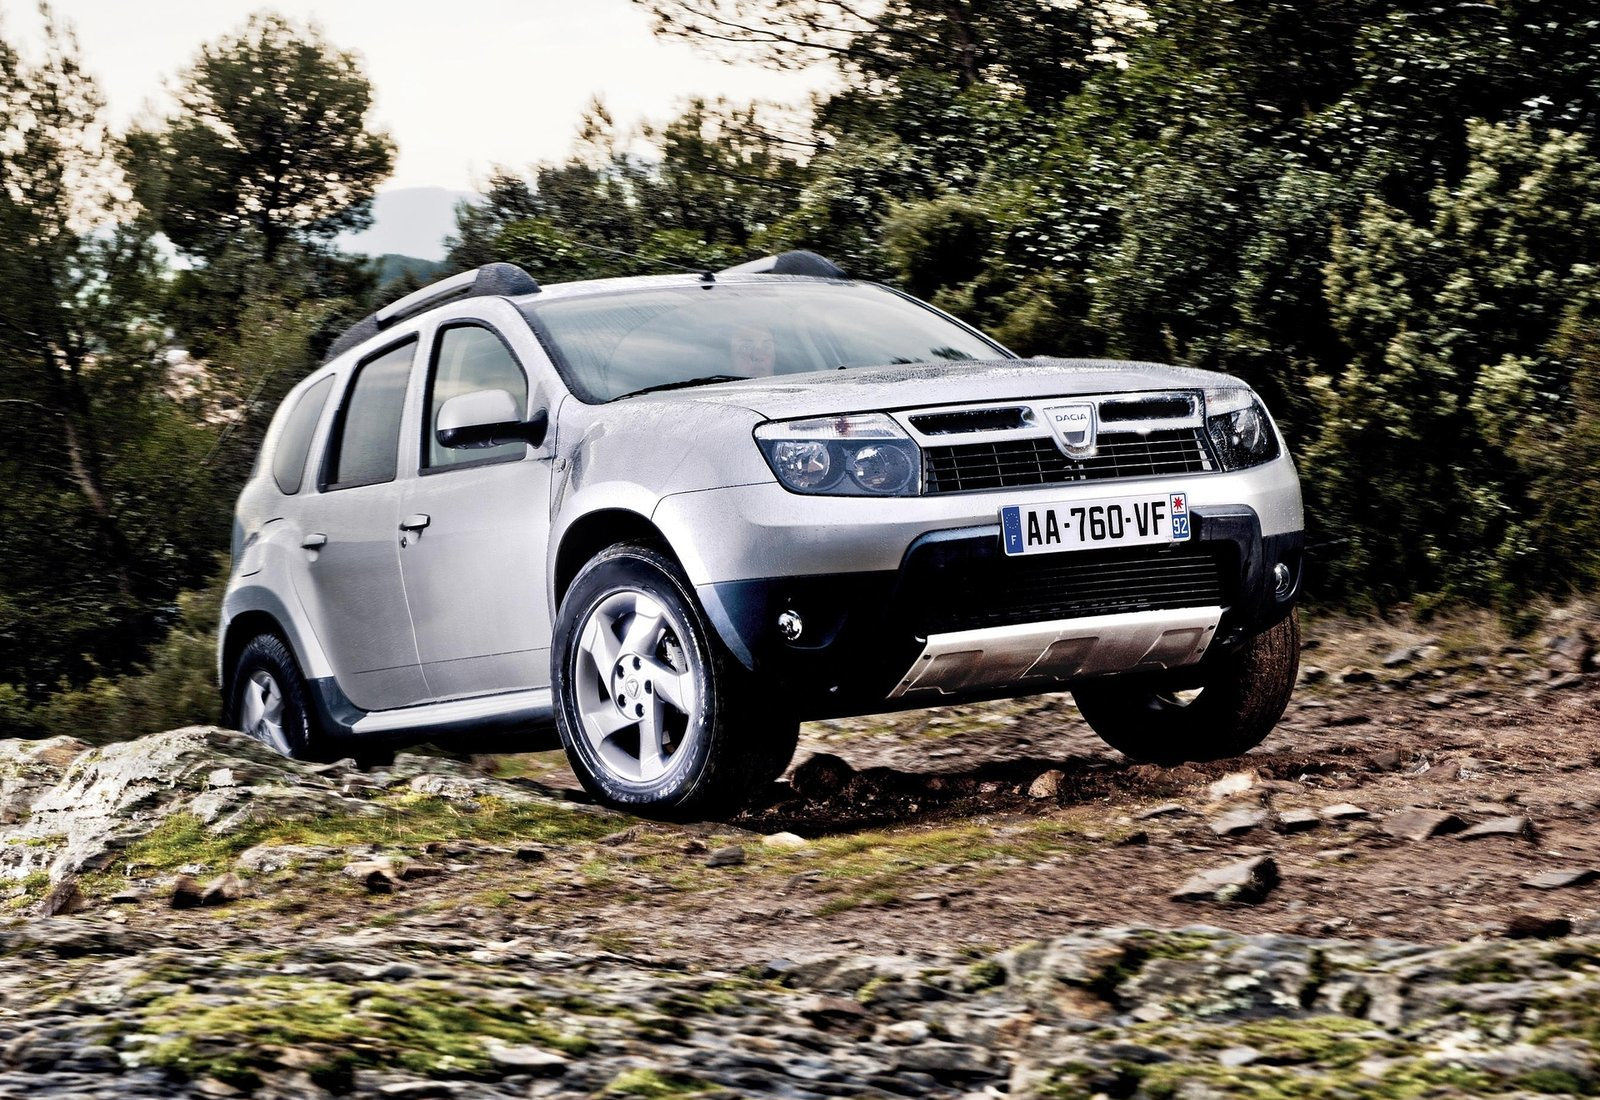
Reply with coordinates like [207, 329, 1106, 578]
[3, 610, 1600, 1098]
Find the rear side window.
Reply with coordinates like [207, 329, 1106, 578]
[324, 340, 415, 490]
[425, 325, 528, 470]
[271, 375, 334, 495]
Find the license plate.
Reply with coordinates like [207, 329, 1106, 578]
[1000, 491, 1191, 557]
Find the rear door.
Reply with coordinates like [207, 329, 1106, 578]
[398, 317, 555, 699]
[288, 338, 430, 711]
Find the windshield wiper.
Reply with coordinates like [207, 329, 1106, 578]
[617, 374, 749, 399]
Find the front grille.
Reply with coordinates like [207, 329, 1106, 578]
[918, 544, 1228, 634]
[923, 428, 1212, 494]
[909, 406, 1032, 434]
[1100, 394, 1197, 422]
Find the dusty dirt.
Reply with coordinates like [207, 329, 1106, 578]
[444, 612, 1600, 960]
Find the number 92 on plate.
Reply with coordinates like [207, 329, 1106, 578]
[1000, 491, 1191, 557]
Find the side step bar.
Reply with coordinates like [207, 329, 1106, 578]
[346, 687, 554, 739]
[889, 607, 1222, 699]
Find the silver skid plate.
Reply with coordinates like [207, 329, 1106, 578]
[889, 607, 1222, 699]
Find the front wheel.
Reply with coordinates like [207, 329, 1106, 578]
[552, 542, 799, 818]
[1072, 614, 1300, 765]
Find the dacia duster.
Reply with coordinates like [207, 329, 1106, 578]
[221, 253, 1303, 815]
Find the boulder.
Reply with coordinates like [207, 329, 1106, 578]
[484, 1043, 568, 1075]
[1209, 808, 1268, 837]
[1276, 809, 1321, 834]
[790, 753, 855, 800]
[1505, 914, 1573, 940]
[1547, 631, 1593, 674]
[1206, 771, 1257, 800]
[706, 845, 747, 868]
[1457, 816, 1533, 841]
[1382, 808, 1466, 842]
[1523, 869, 1599, 890]
[1172, 856, 1279, 904]
[37, 876, 84, 917]
[761, 832, 809, 850]
[170, 875, 204, 909]
[344, 858, 404, 894]
[201, 872, 243, 906]
[0, 727, 354, 885]
[1027, 769, 1065, 800]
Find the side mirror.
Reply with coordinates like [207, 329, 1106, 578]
[435, 389, 549, 450]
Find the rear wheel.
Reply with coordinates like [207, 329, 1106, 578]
[1073, 614, 1300, 765]
[553, 542, 799, 817]
[225, 634, 322, 759]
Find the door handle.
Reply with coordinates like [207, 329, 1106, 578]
[399, 514, 431, 532]
[301, 533, 327, 550]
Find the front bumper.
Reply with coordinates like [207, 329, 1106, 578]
[689, 504, 1303, 720]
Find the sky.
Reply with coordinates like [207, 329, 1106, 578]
[5, 0, 833, 191]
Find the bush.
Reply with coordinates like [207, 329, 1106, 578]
[0, 567, 224, 743]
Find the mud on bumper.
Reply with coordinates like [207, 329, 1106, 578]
[695, 506, 1303, 720]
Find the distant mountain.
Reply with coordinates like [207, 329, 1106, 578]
[338, 187, 479, 262]
[370, 253, 446, 288]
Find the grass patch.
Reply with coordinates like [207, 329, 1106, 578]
[1450, 954, 1523, 985]
[136, 976, 590, 1088]
[3, 870, 51, 911]
[602, 1068, 712, 1098]
[763, 816, 1084, 910]
[88, 794, 620, 890]
[1134, 1056, 1497, 1100]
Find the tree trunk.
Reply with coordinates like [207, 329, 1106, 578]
[944, 2, 981, 88]
[60, 401, 135, 603]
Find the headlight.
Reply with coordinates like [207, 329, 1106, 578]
[755, 413, 921, 496]
[1204, 388, 1280, 471]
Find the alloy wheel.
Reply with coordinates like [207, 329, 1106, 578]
[239, 669, 292, 755]
[572, 589, 699, 784]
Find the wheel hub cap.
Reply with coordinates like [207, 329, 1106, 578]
[239, 669, 291, 755]
[574, 590, 698, 784]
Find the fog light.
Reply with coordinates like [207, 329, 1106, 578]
[1273, 561, 1293, 598]
[777, 609, 804, 642]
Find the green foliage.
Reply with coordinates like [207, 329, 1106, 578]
[141, 977, 589, 1086]
[125, 12, 395, 265]
[625, 0, 1600, 611]
[1, 565, 225, 741]
[0, 10, 222, 702]
[0, 10, 382, 729]
[446, 97, 803, 279]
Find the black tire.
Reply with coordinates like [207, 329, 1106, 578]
[552, 542, 799, 818]
[224, 633, 322, 760]
[1072, 614, 1300, 765]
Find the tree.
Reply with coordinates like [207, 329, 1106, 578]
[1307, 122, 1600, 607]
[446, 99, 808, 281]
[636, 0, 1119, 107]
[126, 13, 394, 265]
[0, 10, 223, 697]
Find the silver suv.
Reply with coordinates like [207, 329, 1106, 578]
[222, 253, 1303, 815]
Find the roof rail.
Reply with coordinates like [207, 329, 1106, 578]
[322, 262, 541, 363]
[721, 250, 847, 280]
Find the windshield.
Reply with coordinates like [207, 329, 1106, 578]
[520, 281, 1007, 402]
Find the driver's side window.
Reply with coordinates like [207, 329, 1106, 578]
[425, 324, 528, 470]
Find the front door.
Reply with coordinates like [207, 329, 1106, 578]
[289, 338, 430, 711]
[399, 322, 553, 700]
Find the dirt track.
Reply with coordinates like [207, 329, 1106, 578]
[495, 612, 1600, 958]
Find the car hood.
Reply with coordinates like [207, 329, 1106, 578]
[638, 357, 1245, 420]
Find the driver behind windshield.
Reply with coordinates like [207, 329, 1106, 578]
[729, 323, 777, 377]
